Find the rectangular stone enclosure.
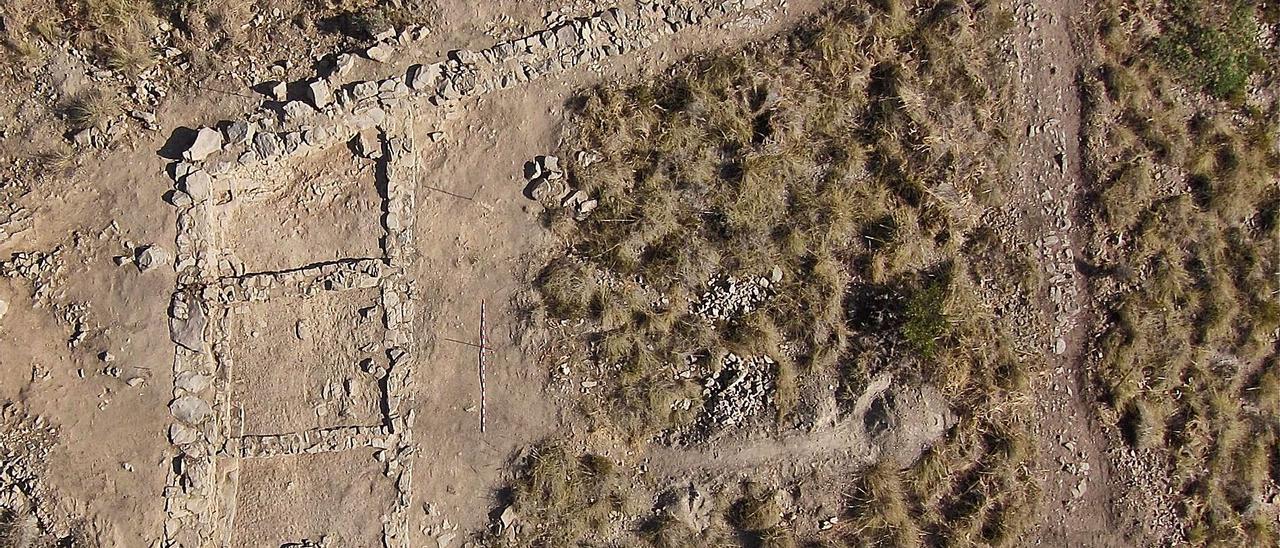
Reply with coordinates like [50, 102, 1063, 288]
[218, 142, 385, 274]
[224, 286, 388, 436]
[227, 450, 396, 547]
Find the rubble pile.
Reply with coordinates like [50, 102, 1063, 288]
[691, 267, 782, 322]
[698, 353, 776, 430]
[523, 154, 598, 220]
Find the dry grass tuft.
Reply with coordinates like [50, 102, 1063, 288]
[0, 509, 39, 548]
[0, 0, 157, 70]
[489, 439, 636, 547]
[59, 88, 116, 132]
[31, 143, 77, 173]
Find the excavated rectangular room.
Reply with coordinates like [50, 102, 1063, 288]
[224, 286, 388, 435]
[217, 141, 386, 274]
[227, 450, 395, 547]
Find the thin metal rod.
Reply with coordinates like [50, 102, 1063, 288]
[479, 300, 488, 434]
[441, 336, 491, 351]
[423, 184, 476, 201]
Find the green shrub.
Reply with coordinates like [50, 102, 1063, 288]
[902, 278, 949, 360]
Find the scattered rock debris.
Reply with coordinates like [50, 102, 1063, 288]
[691, 268, 781, 322]
[523, 154, 597, 220]
[694, 353, 776, 434]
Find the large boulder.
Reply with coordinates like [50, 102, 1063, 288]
[354, 130, 382, 159]
[182, 127, 223, 162]
[169, 395, 212, 425]
[333, 53, 356, 77]
[179, 170, 212, 201]
[174, 371, 212, 394]
[223, 120, 254, 145]
[253, 132, 282, 160]
[304, 79, 333, 109]
[135, 245, 172, 273]
[366, 45, 393, 63]
[169, 422, 199, 445]
[407, 63, 444, 91]
[168, 292, 207, 352]
[281, 101, 316, 123]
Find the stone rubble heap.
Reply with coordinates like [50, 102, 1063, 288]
[523, 155, 598, 220]
[0, 248, 93, 348]
[691, 266, 782, 322]
[1112, 444, 1186, 544]
[698, 352, 775, 430]
[0, 404, 59, 540]
[0, 250, 63, 302]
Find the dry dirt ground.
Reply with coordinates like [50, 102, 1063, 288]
[1005, 0, 1124, 545]
[0, 0, 1186, 546]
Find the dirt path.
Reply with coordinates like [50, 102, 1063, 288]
[644, 417, 877, 480]
[1008, 0, 1125, 545]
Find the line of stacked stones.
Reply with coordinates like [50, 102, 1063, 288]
[163, 143, 224, 547]
[224, 425, 391, 458]
[376, 121, 419, 548]
[213, 258, 387, 304]
[175, 0, 768, 182]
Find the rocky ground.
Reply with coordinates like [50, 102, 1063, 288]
[0, 0, 1272, 546]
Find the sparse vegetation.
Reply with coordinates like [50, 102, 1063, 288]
[0, 0, 432, 75]
[0, 509, 38, 548]
[1084, 1, 1280, 544]
[1154, 0, 1266, 101]
[521, 1, 1041, 545]
[32, 143, 76, 171]
[0, 508, 99, 548]
[732, 489, 795, 547]
[309, 0, 438, 39]
[0, 0, 157, 69]
[487, 439, 640, 547]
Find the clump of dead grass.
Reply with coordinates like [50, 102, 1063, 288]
[0, 0, 155, 72]
[487, 439, 641, 547]
[31, 142, 76, 171]
[308, 0, 438, 39]
[0, 509, 39, 548]
[59, 88, 115, 132]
